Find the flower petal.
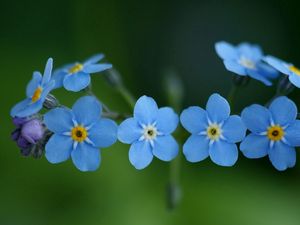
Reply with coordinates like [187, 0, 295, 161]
[206, 93, 230, 123]
[222, 115, 246, 143]
[152, 135, 179, 161]
[26, 72, 42, 97]
[247, 69, 272, 86]
[118, 118, 142, 144]
[241, 104, 271, 133]
[133, 95, 158, 125]
[223, 60, 247, 75]
[52, 70, 67, 89]
[129, 141, 153, 170]
[63, 71, 91, 92]
[88, 118, 118, 148]
[156, 107, 179, 134]
[71, 142, 101, 172]
[10, 99, 43, 117]
[72, 96, 102, 126]
[269, 96, 297, 126]
[209, 140, 238, 166]
[42, 58, 53, 85]
[268, 141, 296, 171]
[237, 43, 263, 61]
[285, 120, 300, 147]
[83, 63, 112, 74]
[44, 108, 74, 133]
[180, 106, 208, 134]
[215, 41, 239, 60]
[289, 73, 300, 88]
[240, 134, 269, 158]
[264, 56, 291, 75]
[183, 134, 209, 162]
[84, 54, 105, 65]
[256, 62, 279, 80]
[45, 134, 73, 163]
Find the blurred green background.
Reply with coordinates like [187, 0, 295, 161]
[1, 0, 300, 224]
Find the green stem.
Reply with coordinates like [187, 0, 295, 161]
[227, 85, 238, 110]
[167, 152, 181, 210]
[116, 85, 136, 110]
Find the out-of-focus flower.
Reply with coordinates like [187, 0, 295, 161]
[180, 93, 246, 167]
[44, 96, 118, 172]
[10, 58, 55, 117]
[240, 96, 300, 171]
[118, 96, 179, 170]
[215, 41, 279, 86]
[52, 54, 112, 92]
[264, 55, 300, 88]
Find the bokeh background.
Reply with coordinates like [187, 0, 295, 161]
[1, 0, 300, 224]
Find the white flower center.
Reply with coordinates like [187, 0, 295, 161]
[139, 123, 161, 147]
[239, 56, 256, 69]
[206, 123, 222, 141]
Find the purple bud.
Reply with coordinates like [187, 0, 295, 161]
[11, 129, 20, 141]
[13, 117, 29, 127]
[21, 119, 44, 144]
[17, 136, 32, 149]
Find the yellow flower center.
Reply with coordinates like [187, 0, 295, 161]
[71, 126, 88, 142]
[267, 125, 284, 141]
[239, 57, 256, 69]
[289, 65, 300, 76]
[31, 87, 43, 102]
[207, 124, 222, 140]
[69, 63, 83, 74]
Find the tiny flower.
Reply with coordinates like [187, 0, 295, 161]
[180, 93, 246, 167]
[44, 96, 118, 172]
[215, 41, 279, 86]
[118, 96, 179, 170]
[52, 54, 112, 92]
[10, 58, 55, 117]
[240, 96, 300, 171]
[264, 55, 300, 88]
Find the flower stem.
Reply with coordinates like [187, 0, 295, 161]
[116, 85, 136, 110]
[227, 84, 238, 109]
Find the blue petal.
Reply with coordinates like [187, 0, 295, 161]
[183, 134, 209, 162]
[180, 106, 208, 134]
[129, 141, 153, 170]
[285, 120, 300, 147]
[152, 135, 179, 161]
[71, 142, 101, 172]
[215, 41, 239, 60]
[52, 70, 67, 89]
[269, 96, 297, 126]
[41, 80, 55, 100]
[209, 140, 238, 166]
[88, 118, 118, 148]
[241, 104, 271, 133]
[84, 54, 105, 65]
[44, 108, 74, 134]
[26, 72, 42, 97]
[223, 60, 247, 75]
[45, 134, 73, 163]
[289, 73, 300, 88]
[83, 63, 112, 74]
[206, 93, 230, 123]
[118, 118, 142, 144]
[133, 95, 158, 125]
[237, 43, 263, 61]
[63, 72, 91, 92]
[42, 58, 53, 85]
[240, 134, 269, 158]
[72, 96, 102, 127]
[246, 69, 272, 86]
[256, 62, 280, 80]
[268, 141, 296, 171]
[10, 98, 43, 117]
[222, 115, 246, 143]
[264, 56, 291, 75]
[156, 107, 179, 135]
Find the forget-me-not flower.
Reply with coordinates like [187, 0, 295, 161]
[44, 96, 118, 172]
[215, 41, 279, 86]
[11, 58, 55, 117]
[118, 96, 179, 170]
[52, 54, 112, 92]
[264, 55, 300, 88]
[240, 96, 300, 171]
[180, 93, 246, 167]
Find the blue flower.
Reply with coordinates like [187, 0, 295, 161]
[11, 58, 55, 117]
[240, 96, 300, 171]
[264, 55, 300, 88]
[180, 93, 246, 167]
[44, 96, 118, 172]
[118, 96, 179, 170]
[52, 54, 112, 92]
[215, 41, 279, 86]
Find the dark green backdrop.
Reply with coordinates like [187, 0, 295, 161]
[1, 0, 300, 224]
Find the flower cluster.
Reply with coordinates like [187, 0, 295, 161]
[10, 42, 300, 172]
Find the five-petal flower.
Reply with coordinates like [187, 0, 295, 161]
[215, 41, 279, 86]
[11, 58, 55, 117]
[240, 96, 300, 171]
[52, 54, 112, 92]
[180, 93, 246, 167]
[118, 96, 179, 170]
[44, 96, 118, 171]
